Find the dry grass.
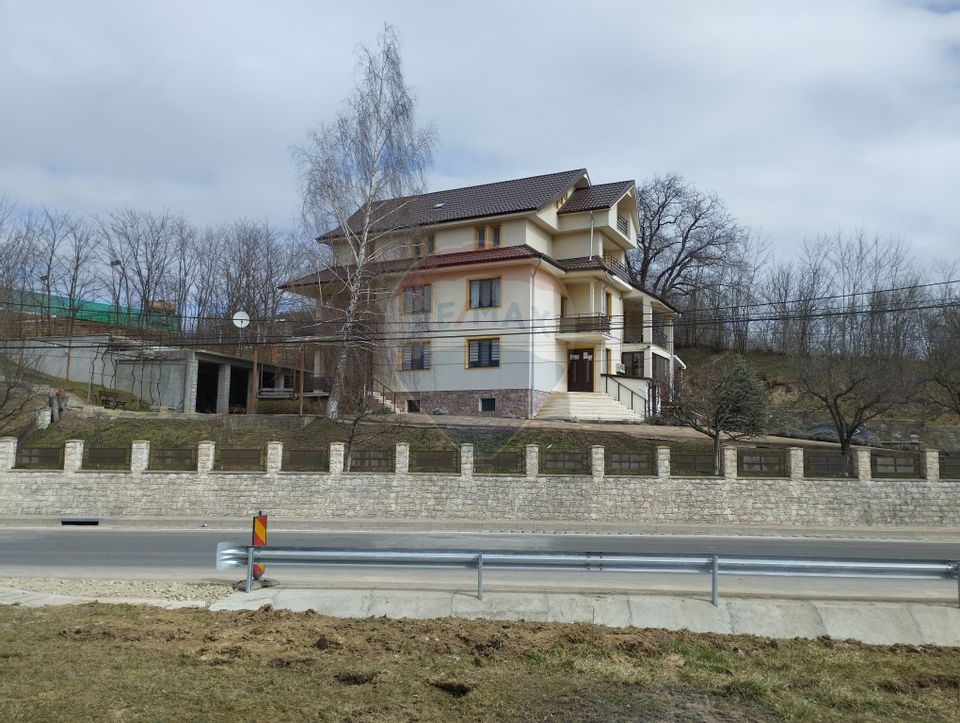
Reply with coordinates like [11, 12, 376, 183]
[1, 605, 959, 721]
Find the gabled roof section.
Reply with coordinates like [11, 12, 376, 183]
[557, 180, 635, 215]
[319, 169, 588, 240]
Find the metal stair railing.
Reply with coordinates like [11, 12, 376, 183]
[602, 373, 649, 419]
[216, 543, 960, 606]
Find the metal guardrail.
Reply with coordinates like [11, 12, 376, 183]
[216, 544, 960, 606]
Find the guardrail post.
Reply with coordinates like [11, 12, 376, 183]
[656, 446, 671, 479]
[329, 442, 344, 476]
[64, 439, 84, 473]
[395, 442, 409, 474]
[723, 445, 738, 481]
[789, 447, 804, 481]
[711, 555, 719, 606]
[197, 441, 215, 475]
[266, 441, 283, 475]
[130, 440, 150, 474]
[856, 448, 871, 481]
[477, 552, 484, 600]
[525, 444, 539, 479]
[0, 437, 17, 471]
[924, 449, 940, 481]
[460, 443, 473, 480]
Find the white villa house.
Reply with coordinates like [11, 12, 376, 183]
[284, 168, 681, 421]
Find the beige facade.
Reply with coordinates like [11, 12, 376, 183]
[292, 170, 679, 418]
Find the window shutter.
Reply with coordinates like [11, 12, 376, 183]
[422, 343, 431, 369]
[491, 279, 500, 307]
[402, 345, 412, 370]
[423, 285, 431, 310]
[470, 281, 479, 309]
[469, 341, 479, 366]
[491, 339, 500, 364]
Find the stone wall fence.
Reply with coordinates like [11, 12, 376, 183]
[0, 437, 958, 527]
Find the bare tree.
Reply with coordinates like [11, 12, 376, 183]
[54, 215, 100, 378]
[294, 25, 436, 419]
[788, 233, 926, 452]
[97, 208, 177, 325]
[924, 291, 960, 418]
[628, 174, 746, 302]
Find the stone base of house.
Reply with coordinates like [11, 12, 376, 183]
[394, 388, 550, 418]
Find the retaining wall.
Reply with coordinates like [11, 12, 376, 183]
[0, 439, 957, 527]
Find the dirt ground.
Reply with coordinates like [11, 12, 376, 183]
[2, 604, 959, 722]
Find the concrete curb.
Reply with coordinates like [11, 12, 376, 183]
[209, 587, 960, 647]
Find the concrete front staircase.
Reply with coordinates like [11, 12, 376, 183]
[535, 391, 644, 422]
[368, 389, 405, 415]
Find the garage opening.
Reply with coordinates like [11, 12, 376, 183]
[229, 366, 250, 413]
[195, 362, 220, 413]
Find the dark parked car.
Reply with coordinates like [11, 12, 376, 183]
[805, 423, 877, 445]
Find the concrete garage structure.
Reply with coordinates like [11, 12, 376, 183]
[2, 334, 293, 413]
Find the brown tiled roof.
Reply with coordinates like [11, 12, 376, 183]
[281, 245, 551, 289]
[319, 169, 588, 240]
[557, 180, 635, 214]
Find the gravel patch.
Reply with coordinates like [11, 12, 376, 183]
[0, 577, 233, 603]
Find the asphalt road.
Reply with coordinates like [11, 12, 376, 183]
[1, 527, 957, 576]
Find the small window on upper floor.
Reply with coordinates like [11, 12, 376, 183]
[475, 225, 501, 249]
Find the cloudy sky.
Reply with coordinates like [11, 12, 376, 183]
[1, 1, 958, 260]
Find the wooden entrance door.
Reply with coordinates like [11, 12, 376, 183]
[567, 348, 594, 392]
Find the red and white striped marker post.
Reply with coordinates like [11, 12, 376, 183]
[252, 512, 267, 580]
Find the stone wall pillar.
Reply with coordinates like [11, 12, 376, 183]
[0, 437, 17, 470]
[525, 445, 539, 479]
[460, 443, 474, 480]
[35, 407, 51, 430]
[64, 439, 84, 473]
[329, 442, 344, 475]
[656, 446, 671, 479]
[789, 447, 804, 481]
[197, 441, 215, 474]
[856, 449, 872, 481]
[591, 445, 605, 481]
[395, 442, 409, 474]
[266, 441, 283, 475]
[216, 364, 231, 414]
[924, 449, 940, 481]
[723, 445, 738, 480]
[130, 440, 150, 474]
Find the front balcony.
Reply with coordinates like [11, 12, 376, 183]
[557, 313, 612, 342]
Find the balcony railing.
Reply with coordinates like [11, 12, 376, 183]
[652, 325, 668, 348]
[616, 214, 629, 236]
[558, 314, 611, 334]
